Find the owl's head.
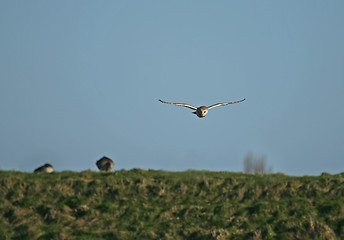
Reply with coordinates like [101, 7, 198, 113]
[193, 106, 208, 118]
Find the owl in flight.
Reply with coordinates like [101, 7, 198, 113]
[159, 98, 246, 118]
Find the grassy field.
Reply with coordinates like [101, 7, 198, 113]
[0, 169, 343, 240]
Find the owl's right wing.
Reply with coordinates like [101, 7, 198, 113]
[158, 99, 198, 110]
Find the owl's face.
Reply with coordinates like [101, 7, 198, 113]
[197, 106, 209, 118]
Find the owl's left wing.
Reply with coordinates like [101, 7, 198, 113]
[208, 98, 246, 109]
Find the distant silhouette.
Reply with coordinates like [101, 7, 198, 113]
[34, 163, 54, 173]
[159, 98, 246, 118]
[96, 156, 114, 172]
[243, 153, 272, 174]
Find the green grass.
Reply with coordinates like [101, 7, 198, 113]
[0, 169, 343, 239]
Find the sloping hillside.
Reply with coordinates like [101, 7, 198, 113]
[0, 169, 343, 239]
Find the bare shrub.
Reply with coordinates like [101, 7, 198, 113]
[243, 153, 272, 174]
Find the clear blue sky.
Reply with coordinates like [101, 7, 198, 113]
[1, 1, 343, 175]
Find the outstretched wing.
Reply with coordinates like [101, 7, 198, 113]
[158, 99, 198, 110]
[207, 98, 246, 109]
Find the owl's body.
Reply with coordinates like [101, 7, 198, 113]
[194, 106, 209, 118]
[159, 98, 245, 118]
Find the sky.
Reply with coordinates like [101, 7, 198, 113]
[0, 1, 343, 176]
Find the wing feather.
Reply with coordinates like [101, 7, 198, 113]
[158, 99, 198, 110]
[207, 98, 246, 109]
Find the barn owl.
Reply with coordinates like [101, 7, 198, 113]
[158, 98, 245, 118]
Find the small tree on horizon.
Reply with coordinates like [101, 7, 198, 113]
[243, 153, 272, 174]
